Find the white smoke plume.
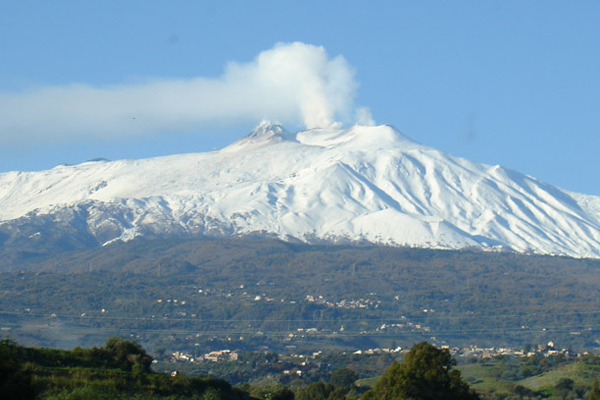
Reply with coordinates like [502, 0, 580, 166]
[0, 42, 371, 144]
[354, 106, 376, 127]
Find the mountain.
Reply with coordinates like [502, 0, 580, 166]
[2, 122, 600, 258]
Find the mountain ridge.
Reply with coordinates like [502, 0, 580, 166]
[2, 123, 600, 258]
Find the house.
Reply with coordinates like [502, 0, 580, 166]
[205, 350, 232, 362]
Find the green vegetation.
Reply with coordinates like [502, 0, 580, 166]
[7, 237, 600, 398]
[0, 338, 248, 400]
[457, 353, 600, 399]
[363, 342, 479, 400]
[7, 336, 600, 399]
[330, 368, 359, 391]
[3, 237, 600, 354]
[0, 339, 35, 399]
[167, 350, 395, 387]
[589, 381, 600, 400]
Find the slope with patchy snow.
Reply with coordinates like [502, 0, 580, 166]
[1, 122, 600, 258]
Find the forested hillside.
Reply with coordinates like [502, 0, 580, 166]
[2, 237, 600, 353]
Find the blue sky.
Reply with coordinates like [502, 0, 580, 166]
[1, 1, 599, 194]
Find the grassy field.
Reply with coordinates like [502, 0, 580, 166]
[457, 358, 600, 397]
[458, 363, 514, 394]
[353, 356, 600, 397]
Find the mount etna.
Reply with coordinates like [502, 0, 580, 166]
[2, 122, 600, 259]
[2, 123, 600, 353]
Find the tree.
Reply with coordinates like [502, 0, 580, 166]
[510, 384, 535, 399]
[103, 337, 153, 373]
[248, 384, 294, 400]
[297, 382, 345, 400]
[589, 380, 600, 400]
[363, 342, 480, 400]
[330, 368, 358, 391]
[554, 378, 574, 400]
[0, 339, 35, 400]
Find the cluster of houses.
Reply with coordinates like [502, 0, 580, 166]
[450, 341, 573, 359]
[172, 349, 239, 363]
[170, 340, 574, 367]
[305, 294, 381, 310]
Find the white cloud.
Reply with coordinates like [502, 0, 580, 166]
[0, 42, 372, 144]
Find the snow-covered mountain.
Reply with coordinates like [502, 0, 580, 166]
[2, 122, 600, 258]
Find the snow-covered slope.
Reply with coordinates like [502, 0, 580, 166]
[2, 122, 600, 258]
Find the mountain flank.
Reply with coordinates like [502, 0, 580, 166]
[2, 122, 600, 258]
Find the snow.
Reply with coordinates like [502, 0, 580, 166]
[2, 123, 600, 258]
